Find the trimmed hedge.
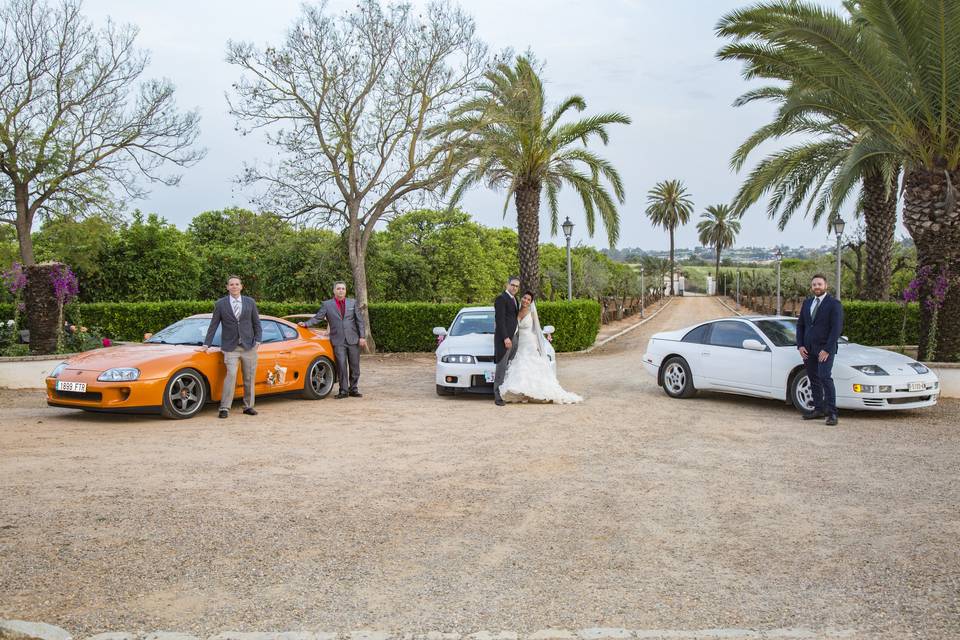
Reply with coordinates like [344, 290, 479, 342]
[0, 299, 601, 353]
[842, 301, 919, 346]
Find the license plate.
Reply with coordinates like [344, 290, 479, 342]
[56, 380, 86, 393]
[908, 381, 925, 392]
[484, 372, 495, 383]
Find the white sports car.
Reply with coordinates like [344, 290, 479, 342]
[642, 316, 940, 411]
[433, 306, 556, 395]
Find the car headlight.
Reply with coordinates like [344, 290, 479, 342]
[852, 365, 889, 376]
[853, 384, 876, 393]
[908, 362, 929, 374]
[441, 354, 476, 364]
[97, 368, 140, 381]
[50, 362, 69, 378]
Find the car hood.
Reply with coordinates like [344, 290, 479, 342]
[438, 333, 494, 356]
[63, 343, 200, 372]
[837, 343, 918, 371]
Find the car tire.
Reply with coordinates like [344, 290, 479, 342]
[161, 368, 207, 419]
[661, 356, 696, 399]
[436, 384, 454, 396]
[303, 356, 336, 400]
[789, 370, 815, 412]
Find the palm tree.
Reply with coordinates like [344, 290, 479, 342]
[697, 204, 742, 290]
[726, 89, 901, 300]
[646, 180, 693, 295]
[716, 0, 960, 361]
[433, 56, 630, 294]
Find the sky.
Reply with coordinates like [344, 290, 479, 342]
[77, 0, 887, 252]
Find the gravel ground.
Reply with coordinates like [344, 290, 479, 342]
[0, 297, 957, 639]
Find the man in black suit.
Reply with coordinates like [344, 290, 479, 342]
[796, 273, 844, 425]
[203, 275, 263, 419]
[493, 276, 521, 406]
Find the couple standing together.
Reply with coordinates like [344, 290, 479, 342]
[493, 276, 582, 406]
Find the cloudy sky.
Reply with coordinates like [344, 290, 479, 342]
[79, 0, 877, 251]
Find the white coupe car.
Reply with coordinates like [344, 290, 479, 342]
[433, 306, 556, 395]
[642, 316, 939, 411]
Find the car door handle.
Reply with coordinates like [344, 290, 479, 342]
[701, 351, 710, 357]
[278, 351, 292, 357]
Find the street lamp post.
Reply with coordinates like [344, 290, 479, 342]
[833, 216, 846, 301]
[640, 266, 645, 317]
[736, 269, 741, 310]
[562, 217, 574, 301]
[775, 248, 783, 315]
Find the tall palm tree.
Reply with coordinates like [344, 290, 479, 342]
[726, 89, 901, 300]
[433, 56, 630, 294]
[716, 0, 960, 361]
[697, 204, 742, 290]
[646, 180, 693, 295]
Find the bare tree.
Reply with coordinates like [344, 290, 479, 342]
[0, 0, 204, 265]
[227, 0, 487, 351]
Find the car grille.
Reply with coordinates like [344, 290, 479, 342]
[476, 355, 496, 363]
[888, 395, 932, 405]
[862, 398, 885, 407]
[471, 374, 494, 388]
[53, 390, 103, 402]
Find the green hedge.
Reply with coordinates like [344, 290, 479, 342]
[842, 301, 919, 346]
[0, 299, 601, 353]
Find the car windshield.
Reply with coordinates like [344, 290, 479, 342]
[751, 318, 797, 347]
[449, 311, 495, 337]
[146, 318, 218, 346]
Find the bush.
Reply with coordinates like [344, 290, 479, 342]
[0, 299, 602, 352]
[842, 301, 919, 346]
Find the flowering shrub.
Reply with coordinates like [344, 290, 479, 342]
[2, 263, 27, 295]
[901, 264, 950, 358]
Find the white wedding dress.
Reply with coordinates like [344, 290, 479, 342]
[499, 310, 583, 404]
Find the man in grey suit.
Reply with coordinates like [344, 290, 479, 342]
[202, 275, 262, 419]
[299, 281, 367, 399]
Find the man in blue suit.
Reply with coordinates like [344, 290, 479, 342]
[796, 273, 844, 425]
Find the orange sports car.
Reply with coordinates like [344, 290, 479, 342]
[46, 314, 336, 419]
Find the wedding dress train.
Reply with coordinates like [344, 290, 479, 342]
[499, 308, 583, 404]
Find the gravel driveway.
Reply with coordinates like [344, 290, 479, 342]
[1, 297, 957, 639]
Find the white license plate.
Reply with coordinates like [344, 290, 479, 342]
[56, 380, 87, 393]
[908, 381, 925, 392]
[484, 372, 495, 383]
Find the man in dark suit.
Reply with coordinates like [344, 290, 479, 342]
[493, 276, 521, 406]
[203, 275, 263, 419]
[796, 273, 844, 425]
[299, 281, 367, 399]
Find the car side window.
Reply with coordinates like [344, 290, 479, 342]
[279, 323, 298, 340]
[709, 321, 763, 349]
[260, 321, 285, 344]
[682, 324, 710, 344]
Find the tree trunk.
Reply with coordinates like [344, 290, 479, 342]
[24, 263, 62, 354]
[668, 226, 675, 295]
[902, 167, 960, 362]
[347, 224, 376, 354]
[515, 180, 542, 295]
[861, 169, 898, 301]
[14, 184, 36, 265]
[714, 246, 721, 295]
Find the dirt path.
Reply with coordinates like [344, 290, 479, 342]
[1, 297, 957, 639]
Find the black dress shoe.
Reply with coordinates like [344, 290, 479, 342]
[218, 409, 228, 419]
[825, 414, 839, 426]
[243, 407, 258, 416]
[348, 391, 363, 398]
[802, 410, 825, 420]
[494, 398, 505, 406]
[335, 391, 349, 399]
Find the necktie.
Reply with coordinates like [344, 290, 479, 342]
[232, 297, 242, 320]
[810, 297, 820, 321]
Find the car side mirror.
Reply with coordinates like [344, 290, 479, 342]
[742, 339, 766, 351]
[542, 325, 555, 335]
[432, 327, 447, 337]
[841, 335, 849, 341]
[143, 332, 152, 341]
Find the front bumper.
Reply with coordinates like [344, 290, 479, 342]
[436, 360, 496, 393]
[46, 373, 168, 411]
[837, 374, 940, 411]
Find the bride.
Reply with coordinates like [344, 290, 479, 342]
[499, 291, 583, 404]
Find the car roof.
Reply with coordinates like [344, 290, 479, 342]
[456, 306, 494, 313]
[186, 313, 298, 327]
